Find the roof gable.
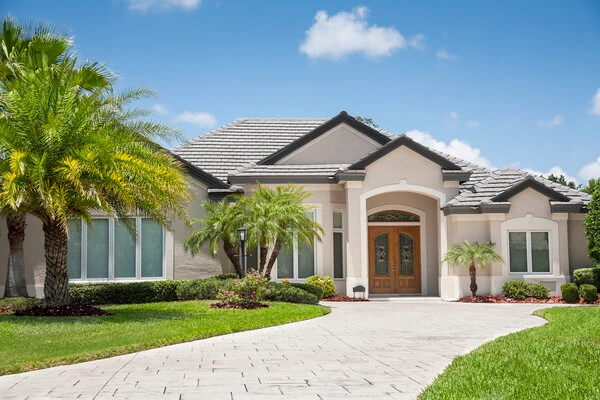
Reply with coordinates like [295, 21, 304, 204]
[348, 134, 463, 171]
[491, 175, 571, 202]
[258, 111, 391, 165]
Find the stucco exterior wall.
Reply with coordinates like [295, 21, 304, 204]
[279, 124, 380, 165]
[568, 214, 594, 269]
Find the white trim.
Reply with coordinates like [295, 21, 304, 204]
[277, 123, 382, 164]
[507, 231, 552, 275]
[367, 222, 420, 226]
[358, 183, 447, 297]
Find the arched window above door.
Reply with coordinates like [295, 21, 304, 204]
[368, 210, 420, 223]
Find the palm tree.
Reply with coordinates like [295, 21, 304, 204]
[0, 50, 189, 307]
[443, 241, 503, 297]
[0, 16, 113, 298]
[184, 199, 247, 277]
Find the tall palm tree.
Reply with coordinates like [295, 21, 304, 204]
[184, 199, 247, 277]
[443, 241, 503, 297]
[0, 50, 189, 307]
[0, 16, 112, 298]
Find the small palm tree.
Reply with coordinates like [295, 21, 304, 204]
[184, 199, 247, 277]
[443, 241, 503, 297]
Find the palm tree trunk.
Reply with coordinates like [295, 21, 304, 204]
[258, 245, 268, 274]
[42, 220, 70, 307]
[223, 240, 242, 277]
[264, 241, 283, 280]
[469, 263, 478, 297]
[4, 214, 28, 298]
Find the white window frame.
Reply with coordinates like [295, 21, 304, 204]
[332, 209, 345, 280]
[508, 230, 551, 274]
[69, 216, 166, 282]
[274, 209, 317, 281]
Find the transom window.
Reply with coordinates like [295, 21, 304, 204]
[67, 217, 164, 280]
[368, 211, 420, 223]
[508, 231, 550, 273]
[276, 210, 316, 280]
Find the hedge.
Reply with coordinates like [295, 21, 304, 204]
[573, 268, 596, 287]
[289, 283, 324, 300]
[69, 280, 180, 305]
[561, 283, 579, 303]
[579, 284, 598, 303]
[502, 280, 550, 300]
[176, 278, 234, 300]
[264, 282, 319, 305]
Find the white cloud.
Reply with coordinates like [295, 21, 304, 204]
[538, 114, 564, 128]
[579, 156, 600, 181]
[590, 89, 600, 116]
[299, 7, 424, 60]
[406, 130, 493, 168]
[465, 120, 479, 128]
[436, 49, 457, 60]
[523, 166, 579, 185]
[152, 104, 169, 115]
[173, 111, 217, 128]
[125, 0, 201, 12]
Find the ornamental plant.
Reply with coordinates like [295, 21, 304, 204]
[306, 275, 336, 298]
[217, 272, 268, 307]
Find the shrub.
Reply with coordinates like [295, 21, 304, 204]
[305, 275, 336, 298]
[177, 278, 233, 300]
[573, 268, 596, 287]
[579, 284, 598, 303]
[0, 297, 41, 312]
[593, 266, 600, 287]
[289, 283, 324, 300]
[213, 273, 239, 280]
[265, 282, 318, 304]
[502, 280, 530, 299]
[561, 283, 580, 303]
[69, 280, 180, 305]
[217, 272, 268, 307]
[528, 283, 550, 299]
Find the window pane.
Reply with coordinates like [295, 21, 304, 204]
[399, 233, 414, 275]
[374, 233, 388, 275]
[531, 232, 550, 273]
[87, 219, 109, 279]
[368, 211, 419, 222]
[333, 212, 343, 229]
[277, 245, 293, 279]
[141, 219, 163, 277]
[67, 220, 82, 279]
[333, 232, 344, 279]
[114, 219, 136, 278]
[298, 240, 315, 279]
[509, 232, 527, 273]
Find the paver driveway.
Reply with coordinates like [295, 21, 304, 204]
[0, 299, 550, 400]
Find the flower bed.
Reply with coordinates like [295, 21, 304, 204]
[459, 294, 600, 304]
[322, 295, 369, 302]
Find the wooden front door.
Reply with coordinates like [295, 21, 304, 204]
[368, 226, 421, 294]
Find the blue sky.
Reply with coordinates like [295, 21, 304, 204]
[3, 0, 600, 184]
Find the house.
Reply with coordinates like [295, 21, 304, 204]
[0, 111, 593, 299]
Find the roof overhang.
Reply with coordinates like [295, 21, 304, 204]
[169, 151, 230, 189]
[550, 201, 586, 213]
[442, 169, 473, 182]
[443, 202, 511, 215]
[491, 176, 571, 203]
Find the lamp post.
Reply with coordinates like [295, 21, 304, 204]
[237, 227, 248, 278]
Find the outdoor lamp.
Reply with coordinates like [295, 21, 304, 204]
[237, 226, 248, 243]
[237, 227, 248, 277]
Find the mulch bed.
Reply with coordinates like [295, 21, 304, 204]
[322, 295, 369, 302]
[14, 304, 113, 317]
[459, 295, 600, 305]
[209, 302, 269, 309]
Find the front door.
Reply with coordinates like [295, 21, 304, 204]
[368, 226, 421, 294]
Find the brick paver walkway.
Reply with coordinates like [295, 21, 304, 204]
[0, 300, 549, 399]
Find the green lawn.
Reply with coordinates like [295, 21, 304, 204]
[419, 306, 600, 400]
[0, 300, 329, 375]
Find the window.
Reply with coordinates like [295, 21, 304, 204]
[276, 210, 316, 280]
[368, 211, 419, 222]
[333, 211, 344, 279]
[67, 217, 164, 280]
[509, 231, 550, 273]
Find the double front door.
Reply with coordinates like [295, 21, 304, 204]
[368, 226, 421, 294]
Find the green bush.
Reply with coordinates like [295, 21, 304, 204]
[217, 272, 268, 306]
[573, 268, 596, 287]
[579, 284, 598, 303]
[265, 282, 318, 304]
[0, 297, 41, 312]
[502, 280, 530, 299]
[561, 283, 580, 303]
[289, 283, 324, 300]
[305, 275, 336, 298]
[502, 280, 550, 299]
[213, 273, 239, 280]
[593, 266, 600, 287]
[528, 283, 550, 299]
[177, 278, 233, 300]
[69, 280, 180, 305]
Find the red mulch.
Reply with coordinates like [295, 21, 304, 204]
[458, 294, 600, 305]
[323, 295, 369, 302]
[209, 302, 269, 309]
[14, 304, 113, 317]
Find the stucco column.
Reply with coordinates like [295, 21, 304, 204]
[344, 181, 365, 296]
[553, 213, 570, 276]
[489, 215, 505, 293]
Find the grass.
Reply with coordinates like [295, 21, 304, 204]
[0, 300, 329, 375]
[419, 306, 600, 400]
[0, 297, 41, 312]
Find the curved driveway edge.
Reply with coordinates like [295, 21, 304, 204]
[0, 300, 551, 400]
